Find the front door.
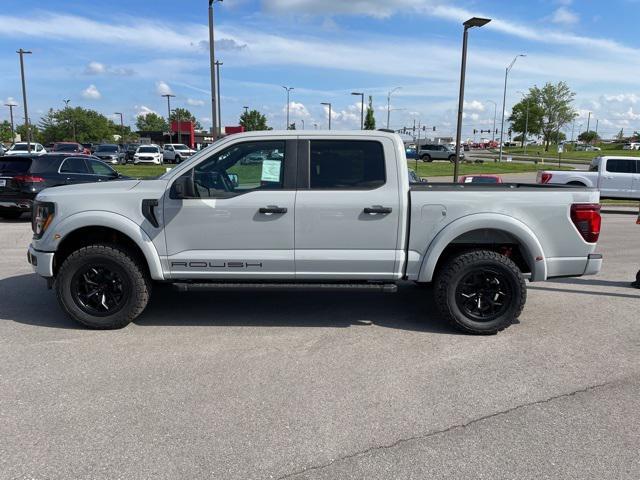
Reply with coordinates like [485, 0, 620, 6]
[294, 137, 402, 280]
[163, 138, 297, 279]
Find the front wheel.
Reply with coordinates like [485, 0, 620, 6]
[55, 244, 151, 329]
[434, 250, 526, 334]
[448, 155, 457, 162]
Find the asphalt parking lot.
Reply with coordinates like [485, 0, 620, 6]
[1, 212, 639, 479]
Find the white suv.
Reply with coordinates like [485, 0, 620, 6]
[6, 142, 46, 156]
[133, 144, 163, 165]
[163, 143, 196, 164]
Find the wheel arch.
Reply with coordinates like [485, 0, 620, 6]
[50, 212, 165, 281]
[417, 213, 547, 283]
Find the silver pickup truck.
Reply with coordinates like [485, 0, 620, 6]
[28, 131, 603, 334]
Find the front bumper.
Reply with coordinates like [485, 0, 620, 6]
[28, 244, 55, 278]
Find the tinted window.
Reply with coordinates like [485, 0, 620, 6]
[310, 140, 385, 190]
[606, 159, 636, 173]
[182, 141, 285, 198]
[88, 159, 116, 176]
[54, 144, 80, 152]
[138, 146, 159, 153]
[96, 145, 118, 153]
[0, 158, 32, 173]
[10, 144, 29, 151]
[60, 157, 89, 174]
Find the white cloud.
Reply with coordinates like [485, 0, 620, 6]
[81, 84, 101, 100]
[136, 105, 157, 117]
[4, 96, 18, 106]
[550, 7, 579, 25]
[187, 98, 205, 106]
[464, 100, 485, 112]
[287, 101, 311, 118]
[156, 81, 173, 96]
[85, 61, 106, 74]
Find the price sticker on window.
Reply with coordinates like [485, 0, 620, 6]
[261, 160, 281, 182]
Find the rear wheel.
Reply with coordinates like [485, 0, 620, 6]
[421, 154, 432, 162]
[55, 244, 151, 329]
[434, 250, 526, 334]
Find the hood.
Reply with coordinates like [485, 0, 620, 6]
[36, 179, 141, 201]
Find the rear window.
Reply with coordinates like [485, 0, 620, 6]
[96, 145, 118, 152]
[466, 176, 498, 183]
[54, 144, 80, 152]
[10, 144, 29, 152]
[0, 158, 32, 174]
[606, 159, 637, 173]
[309, 140, 385, 190]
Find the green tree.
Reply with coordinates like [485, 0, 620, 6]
[16, 123, 42, 143]
[136, 112, 168, 132]
[364, 96, 376, 130]
[529, 82, 577, 151]
[577, 130, 599, 144]
[169, 108, 202, 130]
[239, 109, 270, 131]
[616, 128, 625, 141]
[508, 95, 544, 147]
[38, 107, 120, 143]
[0, 120, 12, 143]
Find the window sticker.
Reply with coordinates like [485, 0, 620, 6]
[261, 159, 282, 182]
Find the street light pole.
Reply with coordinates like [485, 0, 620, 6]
[162, 93, 175, 144]
[453, 17, 491, 182]
[243, 106, 249, 115]
[17, 48, 32, 152]
[517, 90, 530, 153]
[386, 87, 401, 129]
[351, 92, 364, 129]
[498, 54, 526, 162]
[282, 86, 294, 129]
[208, 0, 222, 138]
[301, 119, 305, 130]
[486, 100, 497, 143]
[321, 102, 332, 130]
[4, 102, 17, 143]
[114, 112, 124, 144]
[215, 60, 223, 137]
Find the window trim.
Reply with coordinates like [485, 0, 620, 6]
[58, 157, 91, 175]
[302, 139, 387, 191]
[170, 138, 297, 200]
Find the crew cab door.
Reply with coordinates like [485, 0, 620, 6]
[294, 137, 402, 280]
[163, 138, 297, 279]
[599, 158, 635, 197]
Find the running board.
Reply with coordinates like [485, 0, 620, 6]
[172, 282, 398, 293]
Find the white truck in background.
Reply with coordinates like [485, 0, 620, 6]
[537, 156, 640, 200]
[28, 131, 603, 335]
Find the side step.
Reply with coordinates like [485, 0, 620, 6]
[172, 282, 398, 293]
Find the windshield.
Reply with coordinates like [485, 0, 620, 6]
[10, 144, 30, 151]
[96, 145, 118, 152]
[138, 146, 159, 153]
[0, 158, 32, 173]
[54, 144, 79, 152]
[173, 144, 190, 151]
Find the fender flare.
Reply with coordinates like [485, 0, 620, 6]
[564, 177, 594, 187]
[417, 213, 547, 283]
[50, 211, 165, 281]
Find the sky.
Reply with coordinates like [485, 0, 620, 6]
[0, 0, 639, 140]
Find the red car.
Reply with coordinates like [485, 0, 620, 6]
[459, 174, 503, 184]
[52, 142, 90, 155]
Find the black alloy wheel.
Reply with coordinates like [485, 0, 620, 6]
[70, 263, 130, 317]
[455, 269, 512, 322]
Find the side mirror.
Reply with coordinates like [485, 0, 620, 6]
[228, 173, 239, 187]
[173, 174, 197, 198]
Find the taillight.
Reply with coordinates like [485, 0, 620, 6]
[540, 173, 552, 184]
[14, 175, 45, 183]
[571, 203, 601, 243]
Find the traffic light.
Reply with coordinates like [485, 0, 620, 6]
[473, 129, 477, 134]
[433, 126, 436, 131]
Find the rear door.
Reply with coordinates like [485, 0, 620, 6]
[599, 158, 635, 197]
[58, 157, 93, 185]
[294, 137, 402, 280]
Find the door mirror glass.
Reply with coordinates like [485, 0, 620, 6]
[228, 173, 239, 187]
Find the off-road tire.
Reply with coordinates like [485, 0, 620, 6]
[55, 244, 151, 329]
[434, 250, 526, 335]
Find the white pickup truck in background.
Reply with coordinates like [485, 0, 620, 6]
[537, 156, 640, 200]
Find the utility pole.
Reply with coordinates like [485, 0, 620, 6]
[215, 60, 223, 137]
[351, 92, 364, 129]
[208, 0, 222, 138]
[321, 102, 332, 130]
[176, 109, 182, 144]
[301, 119, 305, 130]
[17, 49, 32, 152]
[282, 86, 294, 129]
[486, 100, 497, 143]
[243, 106, 249, 115]
[114, 112, 124, 144]
[586, 111, 591, 136]
[162, 93, 175, 144]
[454, 17, 491, 181]
[498, 54, 525, 162]
[571, 119, 576, 143]
[386, 87, 401, 129]
[5, 102, 17, 144]
[595, 119, 599, 142]
[63, 99, 76, 141]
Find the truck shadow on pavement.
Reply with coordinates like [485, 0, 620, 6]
[0, 274, 459, 334]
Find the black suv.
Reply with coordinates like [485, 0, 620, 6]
[0, 154, 124, 219]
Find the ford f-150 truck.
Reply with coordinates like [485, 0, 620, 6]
[537, 156, 640, 200]
[28, 131, 603, 334]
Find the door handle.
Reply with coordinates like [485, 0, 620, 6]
[259, 206, 287, 214]
[364, 206, 392, 215]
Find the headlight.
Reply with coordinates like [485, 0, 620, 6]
[32, 201, 55, 239]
